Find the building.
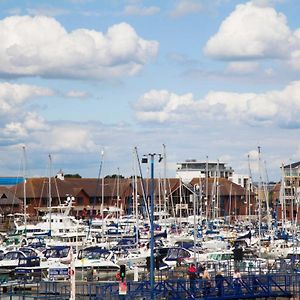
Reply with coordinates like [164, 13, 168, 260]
[0, 177, 25, 187]
[8, 174, 254, 222]
[229, 174, 250, 189]
[176, 160, 234, 183]
[189, 177, 255, 220]
[271, 161, 300, 222]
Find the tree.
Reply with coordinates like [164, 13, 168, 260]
[105, 174, 125, 179]
[64, 174, 82, 178]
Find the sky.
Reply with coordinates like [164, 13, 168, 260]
[0, 0, 299, 181]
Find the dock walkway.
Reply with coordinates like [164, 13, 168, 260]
[0, 273, 298, 299]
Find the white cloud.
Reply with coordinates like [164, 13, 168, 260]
[23, 112, 48, 131]
[26, 6, 69, 17]
[204, 2, 291, 60]
[252, 0, 286, 7]
[65, 90, 89, 99]
[170, 1, 203, 18]
[0, 16, 159, 79]
[0, 82, 53, 117]
[246, 149, 259, 160]
[226, 61, 259, 74]
[134, 81, 300, 128]
[134, 89, 198, 122]
[38, 126, 97, 152]
[3, 112, 48, 138]
[124, 5, 160, 16]
[4, 122, 27, 137]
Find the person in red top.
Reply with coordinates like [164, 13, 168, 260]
[188, 263, 197, 294]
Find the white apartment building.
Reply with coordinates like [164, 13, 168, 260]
[176, 159, 234, 183]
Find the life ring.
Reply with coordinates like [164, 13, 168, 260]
[68, 269, 75, 276]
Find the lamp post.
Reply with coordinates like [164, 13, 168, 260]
[142, 153, 162, 300]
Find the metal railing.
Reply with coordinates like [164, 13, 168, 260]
[0, 273, 298, 300]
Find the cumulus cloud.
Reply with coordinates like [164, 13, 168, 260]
[0, 82, 53, 117]
[2, 118, 97, 153]
[0, 16, 159, 79]
[134, 81, 300, 128]
[134, 89, 198, 122]
[38, 125, 97, 152]
[65, 90, 89, 99]
[26, 6, 69, 17]
[3, 112, 48, 138]
[170, 1, 203, 18]
[4, 122, 27, 137]
[252, 0, 286, 7]
[204, 2, 291, 60]
[23, 112, 48, 131]
[226, 61, 259, 74]
[124, 5, 160, 16]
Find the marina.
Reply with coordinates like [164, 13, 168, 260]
[0, 153, 299, 299]
[0, 0, 299, 298]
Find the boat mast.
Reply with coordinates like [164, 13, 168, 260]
[158, 176, 161, 223]
[280, 163, 286, 231]
[179, 178, 182, 230]
[163, 144, 167, 225]
[101, 150, 105, 240]
[257, 146, 262, 257]
[247, 154, 253, 221]
[211, 168, 217, 220]
[229, 183, 232, 224]
[289, 161, 294, 226]
[117, 167, 120, 219]
[134, 147, 150, 220]
[22, 146, 27, 236]
[133, 151, 139, 245]
[205, 156, 209, 224]
[263, 160, 272, 230]
[216, 159, 220, 220]
[48, 154, 52, 237]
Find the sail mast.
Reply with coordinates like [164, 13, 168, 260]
[22, 146, 27, 236]
[163, 144, 167, 225]
[101, 150, 105, 240]
[257, 146, 262, 257]
[48, 154, 52, 237]
[247, 154, 253, 221]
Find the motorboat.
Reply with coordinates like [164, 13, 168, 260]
[74, 246, 120, 280]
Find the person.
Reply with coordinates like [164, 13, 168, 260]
[215, 271, 224, 296]
[203, 270, 211, 296]
[233, 268, 242, 294]
[188, 263, 197, 294]
[215, 271, 224, 297]
[198, 263, 206, 277]
[252, 275, 259, 293]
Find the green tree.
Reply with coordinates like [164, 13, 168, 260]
[64, 173, 82, 178]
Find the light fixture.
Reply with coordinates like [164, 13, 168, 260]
[158, 154, 163, 163]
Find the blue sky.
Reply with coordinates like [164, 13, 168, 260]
[0, 0, 299, 181]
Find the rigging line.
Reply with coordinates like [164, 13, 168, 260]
[53, 171, 62, 208]
[263, 160, 271, 230]
[38, 179, 46, 215]
[167, 178, 176, 223]
[134, 147, 149, 219]
[88, 150, 104, 238]
[10, 148, 23, 215]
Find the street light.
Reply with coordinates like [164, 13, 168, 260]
[142, 153, 162, 300]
